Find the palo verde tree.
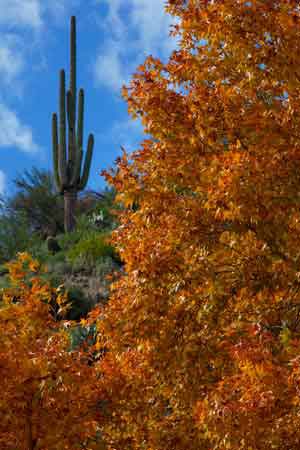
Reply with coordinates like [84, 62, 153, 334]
[91, 1, 300, 449]
[52, 16, 94, 233]
[6, 166, 65, 238]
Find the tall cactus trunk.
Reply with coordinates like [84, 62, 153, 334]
[64, 191, 77, 232]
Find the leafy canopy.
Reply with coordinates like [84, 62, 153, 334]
[3, 2, 300, 449]
[0, 252, 107, 450]
[94, 1, 300, 449]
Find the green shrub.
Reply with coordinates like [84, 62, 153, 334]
[28, 241, 67, 270]
[74, 213, 96, 234]
[0, 264, 9, 277]
[69, 255, 88, 273]
[47, 283, 93, 322]
[47, 251, 67, 264]
[56, 230, 82, 252]
[4, 166, 65, 238]
[27, 239, 50, 264]
[83, 185, 122, 232]
[0, 211, 38, 264]
[66, 231, 117, 269]
[68, 323, 97, 351]
[45, 258, 73, 277]
[95, 256, 116, 278]
[46, 236, 61, 254]
[0, 272, 10, 293]
[63, 286, 93, 321]
[87, 205, 118, 231]
[55, 215, 97, 255]
[40, 272, 63, 291]
[33, 252, 72, 287]
[42, 257, 70, 284]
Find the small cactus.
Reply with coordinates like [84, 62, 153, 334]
[46, 236, 61, 255]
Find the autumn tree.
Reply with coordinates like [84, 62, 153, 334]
[91, 1, 300, 449]
[0, 252, 107, 450]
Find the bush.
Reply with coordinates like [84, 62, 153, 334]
[65, 231, 118, 269]
[83, 185, 121, 231]
[55, 214, 100, 255]
[27, 239, 51, 264]
[68, 323, 97, 351]
[44, 258, 73, 278]
[87, 204, 118, 231]
[0, 270, 10, 297]
[0, 264, 9, 276]
[63, 286, 93, 321]
[94, 256, 118, 278]
[0, 210, 38, 264]
[56, 229, 84, 253]
[4, 166, 65, 238]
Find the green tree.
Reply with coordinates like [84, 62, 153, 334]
[5, 166, 65, 239]
[0, 206, 35, 264]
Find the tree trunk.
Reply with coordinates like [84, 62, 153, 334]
[64, 190, 77, 233]
[25, 402, 37, 450]
[25, 417, 36, 450]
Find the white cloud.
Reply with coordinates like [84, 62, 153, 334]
[0, 170, 6, 195]
[0, 0, 87, 89]
[0, 103, 40, 154]
[0, 0, 42, 29]
[0, 0, 80, 88]
[94, 0, 177, 91]
[99, 0, 126, 39]
[130, 0, 175, 56]
[43, 0, 81, 24]
[96, 117, 145, 163]
[0, 0, 80, 161]
[94, 39, 127, 92]
[0, 0, 80, 30]
[44, 1, 68, 20]
[0, 35, 24, 85]
[109, 118, 143, 150]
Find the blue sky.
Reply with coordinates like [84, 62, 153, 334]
[0, 0, 177, 200]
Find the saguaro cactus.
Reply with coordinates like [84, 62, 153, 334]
[52, 16, 94, 233]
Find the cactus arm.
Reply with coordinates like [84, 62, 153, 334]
[59, 69, 68, 186]
[70, 16, 76, 116]
[68, 16, 77, 179]
[77, 88, 84, 150]
[78, 134, 94, 190]
[52, 113, 63, 194]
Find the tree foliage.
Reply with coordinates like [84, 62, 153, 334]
[4, 166, 65, 238]
[4, 2, 300, 449]
[0, 206, 36, 264]
[92, 1, 300, 449]
[0, 253, 106, 449]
